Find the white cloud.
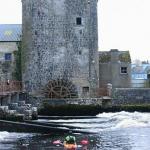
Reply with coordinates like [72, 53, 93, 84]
[98, 0, 150, 61]
[0, 0, 22, 24]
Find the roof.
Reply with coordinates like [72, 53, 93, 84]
[132, 64, 150, 74]
[0, 24, 22, 42]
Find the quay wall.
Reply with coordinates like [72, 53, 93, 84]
[42, 97, 111, 106]
[113, 88, 150, 105]
[0, 91, 111, 105]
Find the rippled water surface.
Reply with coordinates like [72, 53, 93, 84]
[0, 111, 150, 150]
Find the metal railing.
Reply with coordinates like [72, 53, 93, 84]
[0, 81, 22, 95]
[96, 87, 109, 97]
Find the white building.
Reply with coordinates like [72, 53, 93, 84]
[0, 24, 21, 81]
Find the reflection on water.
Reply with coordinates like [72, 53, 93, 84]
[0, 112, 150, 149]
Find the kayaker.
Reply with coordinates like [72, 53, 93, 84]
[64, 135, 76, 144]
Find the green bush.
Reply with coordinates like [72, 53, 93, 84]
[38, 104, 101, 116]
[38, 104, 150, 116]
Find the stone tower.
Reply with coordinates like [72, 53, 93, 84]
[22, 0, 98, 98]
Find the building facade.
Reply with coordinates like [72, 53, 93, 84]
[0, 24, 21, 81]
[22, 0, 99, 98]
[99, 49, 131, 88]
[131, 63, 150, 88]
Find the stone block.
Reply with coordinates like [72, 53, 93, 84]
[8, 103, 18, 110]
[0, 106, 8, 111]
[24, 104, 32, 110]
[8, 110, 17, 115]
[18, 101, 26, 106]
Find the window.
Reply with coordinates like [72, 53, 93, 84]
[5, 53, 12, 61]
[82, 87, 89, 97]
[121, 67, 127, 74]
[38, 11, 40, 16]
[76, 17, 82, 25]
[79, 51, 82, 55]
[79, 29, 82, 34]
[83, 87, 89, 93]
[147, 74, 150, 79]
[35, 30, 37, 35]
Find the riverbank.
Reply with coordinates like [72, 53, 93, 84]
[38, 104, 150, 116]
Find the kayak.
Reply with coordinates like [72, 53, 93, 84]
[80, 139, 89, 145]
[64, 143, 77, 149]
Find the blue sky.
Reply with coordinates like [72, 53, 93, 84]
[0, 0, 150, 61]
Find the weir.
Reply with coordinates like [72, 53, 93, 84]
[38, 116, 98, 119]
[0, 119, 96, 134]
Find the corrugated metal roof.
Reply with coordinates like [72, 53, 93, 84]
[0, 24, 21, 42]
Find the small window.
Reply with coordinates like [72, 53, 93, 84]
[38, 11, 40, 16]
[5, 53, 12, 61]
[83, 87, 89, 93]
[82, 87, 89, 97]
[79, 51, 82, 55]
[76, 17, 82, 25]
[35, 30, 37, 35]
[79, 29, 82, 34]
[147, 74, 150, 79]
[121, 67, 127, 74]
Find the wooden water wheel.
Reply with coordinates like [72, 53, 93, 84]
[44, 79, 78, 98]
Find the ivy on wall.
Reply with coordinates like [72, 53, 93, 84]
[99, 53, 111, 63]
[12, 41, 22, 81]
[1, 61, 11, 73]
[119, 52, 131, 63]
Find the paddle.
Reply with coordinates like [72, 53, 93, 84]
[80, 139, 89, 145]
[52, 140, 63, 145]
[53, 139, 89, 146]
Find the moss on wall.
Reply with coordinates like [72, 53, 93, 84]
[12, 42, 22, 81]
[119, 52, 131, 63]
[99, 53, 111, 63]
[1, 61, 11, 73]
[21, 41, 28, 74]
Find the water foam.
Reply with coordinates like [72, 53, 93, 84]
[97, 111, 150, 130]
[48, 112, 150, 133]
[0, 132, 34, 142]
[0, 132, 10, 141]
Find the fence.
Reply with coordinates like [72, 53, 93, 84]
[97, 87, 108, 96]
[0, 81, 22, 95]
[96, 84, 112, 97]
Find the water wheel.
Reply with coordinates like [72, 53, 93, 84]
[44, 79, 78, 98]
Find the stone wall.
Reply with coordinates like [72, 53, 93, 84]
[42, 97, 111, 107]
[113, 88, 150, 105]
[22, 0, 98, 98]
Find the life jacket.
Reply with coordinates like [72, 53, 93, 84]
[65, 135, 76, 144]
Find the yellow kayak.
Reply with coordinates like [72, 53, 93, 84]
[64, 143, 77, 149]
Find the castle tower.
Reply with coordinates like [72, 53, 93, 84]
[22, 0, 98, 98]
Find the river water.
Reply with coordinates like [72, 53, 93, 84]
[0, 111, 150, 150]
